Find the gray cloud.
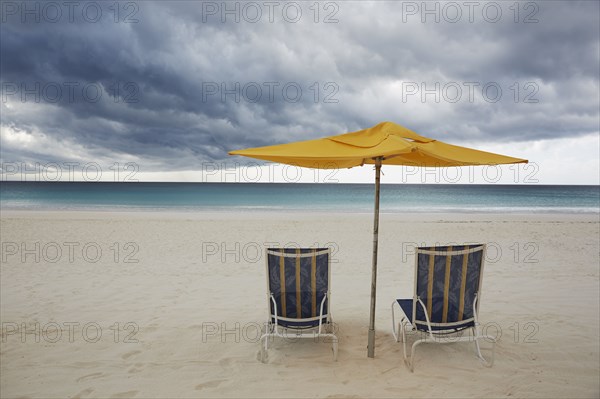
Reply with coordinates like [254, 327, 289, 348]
[1, 0, 598, 172]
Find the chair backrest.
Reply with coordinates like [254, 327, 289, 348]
[266, 248, 331, 321]
[413, 245, 486, 329]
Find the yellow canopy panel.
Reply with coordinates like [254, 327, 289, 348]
[229, 121, 528, 169]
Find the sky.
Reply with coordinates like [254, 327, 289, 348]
[1, 0, 599, 184]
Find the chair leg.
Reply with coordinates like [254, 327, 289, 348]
[258, 323, 274, 363]
[399, 320, 407, 343]
[395, 323, 401, 343]
[469, 325, 495, 367]
[391, 301, 398, 342]
[474, 335, 495, 367]
[332, 335, 338, 361]
[400, 324, 495, 371]
[258, 333, 269, 363]
[401, 324, 409, 367]
[404, 338, 424, 372]
[325, 321, 335, 335]
[391, 301, 409, 343]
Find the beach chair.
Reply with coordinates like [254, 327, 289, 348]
[391, 244, 496, 371]
[259, 248, 338, 363]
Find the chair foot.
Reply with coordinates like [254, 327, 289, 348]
[332, 338, 338, 361]
[259, 333, 270, 363]
[402, 339, 423, 372]
[325, 322, 335, 335]
[257, 343, 268, 363]
[475, 336, 495, 367]
[259, 348, 268, 363]
[404, 357, 414, 372]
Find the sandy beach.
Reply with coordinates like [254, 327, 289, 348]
[1, 210, 598, 398]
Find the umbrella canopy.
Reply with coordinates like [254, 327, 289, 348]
[229, 121, 527, 358]
[229, 121, 527, 168]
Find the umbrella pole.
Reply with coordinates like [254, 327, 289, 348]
[367, 157, 382, 358]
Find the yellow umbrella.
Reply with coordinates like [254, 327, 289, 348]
[229, 121, 527, 358]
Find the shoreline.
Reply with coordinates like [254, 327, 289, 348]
[1, 208, 598, 222]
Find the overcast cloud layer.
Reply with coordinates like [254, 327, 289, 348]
[1, 1, 599, 182]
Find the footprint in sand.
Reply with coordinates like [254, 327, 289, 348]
[109, 390, 139, 398]
[121, 350, 141, 360]
[144, 324, 158, 333]
[195, 379, 226, 390]
[72, 387, 94, 398]
[217, 358, 235, 370]
[76, 372, 104, 382]
[127, 363, 144, 374]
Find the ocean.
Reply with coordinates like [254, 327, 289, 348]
[1, 182, 598, 214]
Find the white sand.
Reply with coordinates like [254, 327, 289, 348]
[1, 210, 599, 398]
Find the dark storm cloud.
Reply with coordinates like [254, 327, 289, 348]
[1, 0, 598, 172]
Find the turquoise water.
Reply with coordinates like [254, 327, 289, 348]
[0, 182, 598, 213]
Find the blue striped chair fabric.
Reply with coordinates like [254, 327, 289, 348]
[266, 248, 331, 329]
[407, 245, 484, 332]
